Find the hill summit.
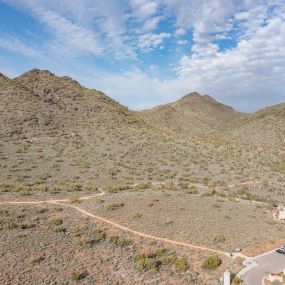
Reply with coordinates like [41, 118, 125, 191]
[139, 92, 245, 134]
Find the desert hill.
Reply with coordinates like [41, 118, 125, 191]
[0, 69, 284, 189]
[0, 69, 142, 139]
[224, 103, 285, 145]
[139, 92, 246, 134]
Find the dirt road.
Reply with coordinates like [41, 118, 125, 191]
[0, 192, 229, 256]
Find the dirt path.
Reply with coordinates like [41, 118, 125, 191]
[51, 200, 229, 256]
[0, 192, 230, 257]
[0, 192, 105, 205]
[2, 179, 264, 258]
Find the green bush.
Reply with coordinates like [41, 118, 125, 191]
[109, 236, 131, 247]
[49, 217, 63, 226]
[70, 271, 83, 281]
[134, 253, 159, 272]
[154, 247, 167, 258]
[187, 186, 198, 194]
[28, 256, 43, 265]
[213, 235, 226, 243]
[94, 229, 107, 241]
[107, 202, 125, 210]
[202, 255, 222, 270]
[160, 255, 176, 266]
[75, 235, 93, 247]
[71, 227, 81, 237]
[174, 257, 189, 272]
[69, 195, 81, 203]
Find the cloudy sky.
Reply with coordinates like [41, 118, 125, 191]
[0, 0, 285, 111]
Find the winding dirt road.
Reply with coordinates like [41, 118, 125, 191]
[0, 192, 229, 257]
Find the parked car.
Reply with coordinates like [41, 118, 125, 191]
[276, 248, 285, 254]
[232, 248, 241, 253]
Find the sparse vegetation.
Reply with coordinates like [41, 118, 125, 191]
[1, 69, 285, 285]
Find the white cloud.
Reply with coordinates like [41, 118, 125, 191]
[80, 15, 285, 111]
[177, 39, 188, 45]
[4, 0, 135, 59]
[138, 32, 171, 51]
[37, 9, 103, 56]
[130, 0, 159, 20]
[175, 28, 186, 37]
[0, 35, 42, 58]
[142, 16, 163, 31]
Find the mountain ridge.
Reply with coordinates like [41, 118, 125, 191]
[1, 69, 284, 145]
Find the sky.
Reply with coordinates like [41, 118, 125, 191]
[0, 0, 285, 112]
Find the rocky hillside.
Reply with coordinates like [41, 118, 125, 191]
[0, 69, 142, 139]
[139, 92, 246, 134]
[0, 70, 284, 189]
[224, 103, 285, 145]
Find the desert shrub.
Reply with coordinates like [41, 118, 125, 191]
[106, 202, 125, 210]
[105, 186, 120, 193]
[202, 190, 216, 197]
[33, 184, 49, 192]
[69, 183, 82, 192]
[234, 256, 244, 266]
[160, 255, 176, 266]
[35, 207, 47, 214]
[70, 271, 83, 281]
[18, 222, 34, 229]
[71, 227, 82, 237]
[166, 182, 177, 191]
[202, 256, 222, 270]
[174, 257, 189, 272]
[53, 206, 63, 212]
[214, 235, 226, 243]
[187, 186, 198, 194]
[49, 217, 63, 226]
[94, 229, 107, 241]
[53, 226, 66, 233]
[109, 236, 131, 247]
[75, 235, 93, 247]
[69, 195, 80, 203]
[133, 212, 142, 218]
[134, 183, 150, 190]
[28, 256, 43, 265]
[154, 247, 167, 258]
[1, 220, 18, 230]
[212, 203, 221, 209]
[134, 253, 159, 272]
[19, 186, 31, 196]
[83, 184, 98, 192]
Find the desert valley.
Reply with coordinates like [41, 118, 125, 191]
[0, 69, 284, 285]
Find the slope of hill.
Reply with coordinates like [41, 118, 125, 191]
[224, 103, 285, 145]
[0, 69, 284, 190]
[139, 92, 246, 134]
[0, 69, 141, 139]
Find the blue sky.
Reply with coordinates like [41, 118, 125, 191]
[1, 0, 285, 111]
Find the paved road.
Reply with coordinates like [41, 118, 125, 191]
[242, 251, 285, 285]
